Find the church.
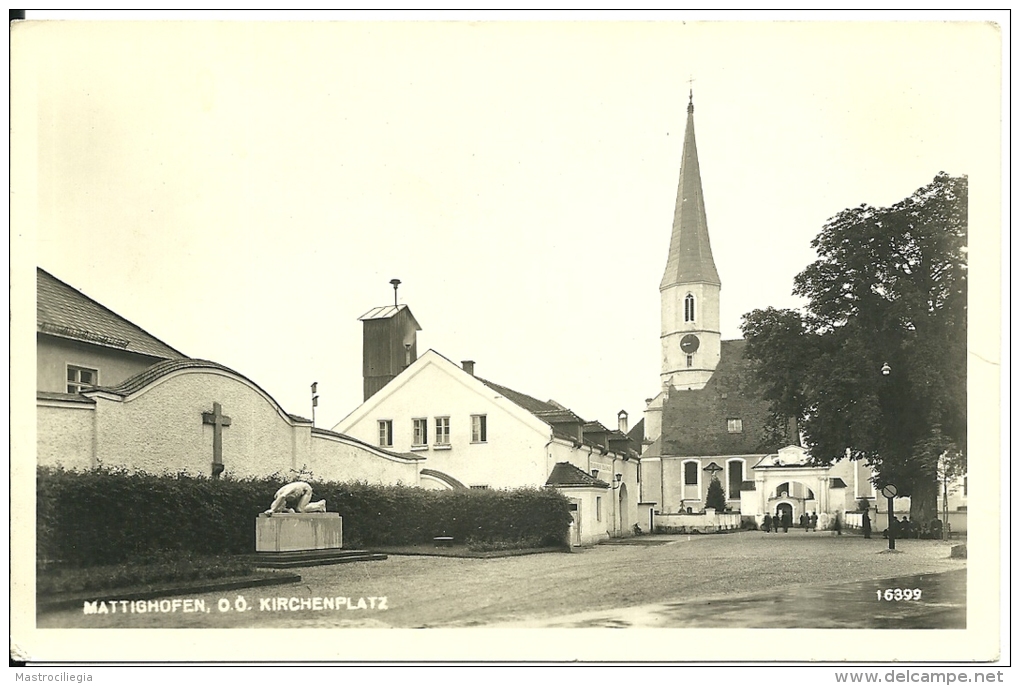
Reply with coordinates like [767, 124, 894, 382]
[635, 93, 878, 528]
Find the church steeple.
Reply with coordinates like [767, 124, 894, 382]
[660, 90, 721, 290]
[657, 90, 722, 392]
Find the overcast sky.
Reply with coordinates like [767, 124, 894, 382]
[15, 16, 1002, 430]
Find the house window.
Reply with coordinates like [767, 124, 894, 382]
[470, 485, 489, 490]
[471, 414, 487, 443]
[435, 416, 450, 446]
[378, 420, 393, 447]
[413, 418, 428, 446]
[686, 354, 694, 368]
[727, 418, 743, 433]
[596, 496, 602, 522]
[684, 293, 695, 322]
[66, 365, 98, 394]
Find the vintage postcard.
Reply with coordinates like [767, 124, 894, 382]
[10, 13, 1005, 666]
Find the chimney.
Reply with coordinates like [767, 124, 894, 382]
[461, 360, 475, 376]
[617, 410, 629, 434]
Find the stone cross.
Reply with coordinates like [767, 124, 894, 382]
[202, 401, 232, 478]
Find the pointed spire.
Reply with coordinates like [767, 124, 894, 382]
[660, 90, 721, 289]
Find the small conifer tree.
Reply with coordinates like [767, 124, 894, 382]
[705, 477, 727, 511]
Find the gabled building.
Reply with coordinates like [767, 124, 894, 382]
[335, 314, 645, 544]
[37, 267, 188, 396]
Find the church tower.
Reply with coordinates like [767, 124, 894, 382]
[659, 91, 721, 391]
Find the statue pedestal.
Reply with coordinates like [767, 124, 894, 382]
[255, 512, 343, 552]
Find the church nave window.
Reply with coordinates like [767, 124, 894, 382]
[66, 365, 98, 394]
[378, 420, 393, 447]
[684, 293, 695, 322]
[684, 461, 698, 485]
[686, 354, 694, 368]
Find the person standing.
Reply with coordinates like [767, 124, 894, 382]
[833, 511, 843, 536]
[862, 511, 872, 539]
[763, 513, 773, 533]
[799, 512, 808, 531]
[810, 512, 818, 532]
[782, 510, 790, 533]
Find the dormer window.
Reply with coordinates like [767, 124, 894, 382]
[684, 294, 695, 322]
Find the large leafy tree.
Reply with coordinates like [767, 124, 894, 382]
[741, 173, 967, 523]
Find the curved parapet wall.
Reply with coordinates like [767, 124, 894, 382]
[38, 358, 422, 485]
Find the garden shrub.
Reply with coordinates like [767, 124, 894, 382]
[37, 466, 572, 568]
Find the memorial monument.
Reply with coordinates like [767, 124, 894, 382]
[254, 481, 385, 568]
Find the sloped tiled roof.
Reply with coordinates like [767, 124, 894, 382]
[477, 377, 559, 416]
[661, 338, 795, 457]
[37, 268, 186, 360]
[545, 462, 609, 489]
[627, 417, 645, 445]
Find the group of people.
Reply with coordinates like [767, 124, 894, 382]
[762, 510, 841, 534]
[881, 515, 945, 540]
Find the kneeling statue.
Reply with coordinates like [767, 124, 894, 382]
[264, 481, 327, 515]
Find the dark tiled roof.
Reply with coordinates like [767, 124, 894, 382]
[661, 338, 795, 457]
[545, 462, 609, 489]
[627, 418, 645, 444]
[37, 268, 186, 360]
[420, 469, 468, 490]
[477, 377, 558, 415]
[830, 478, 848, 488]
[739, 480, 756, 491]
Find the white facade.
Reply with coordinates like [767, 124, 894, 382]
[335, 349, 642, 538]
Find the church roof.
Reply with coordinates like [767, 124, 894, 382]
[660, 93, 721, 289]
[660, 338, 794, 457]
[37, 267, 187, 360]
[545, 462, 610, 489]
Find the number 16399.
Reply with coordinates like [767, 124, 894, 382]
[877, 588, 922, 601]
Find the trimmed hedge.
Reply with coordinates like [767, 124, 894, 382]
[37, 467, 573, 568]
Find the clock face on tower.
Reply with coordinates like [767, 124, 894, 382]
[680, 334, 701, 354]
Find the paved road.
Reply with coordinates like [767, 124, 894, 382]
[38, 530, 965, 629]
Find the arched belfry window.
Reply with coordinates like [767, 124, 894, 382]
[684, 293, 695, 322]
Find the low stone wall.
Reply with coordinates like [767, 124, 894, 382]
[653, 511, 741, 534]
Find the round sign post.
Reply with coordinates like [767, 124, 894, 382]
[881, 484, 898, 550]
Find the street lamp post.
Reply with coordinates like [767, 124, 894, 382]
[880, 362, 896, 551]
[881, 483, 898, 550]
